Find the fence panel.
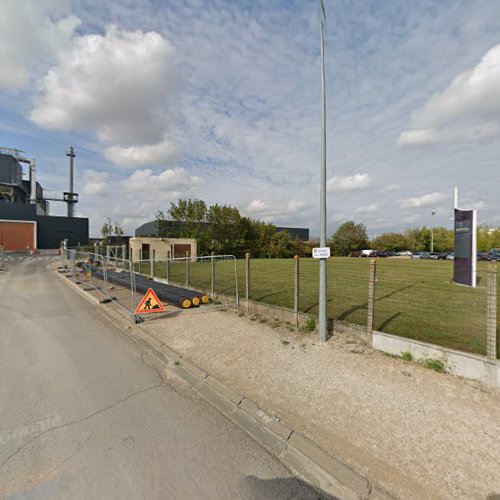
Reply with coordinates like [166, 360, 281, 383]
[374, 259, 488, 356]
[135, 255, 239, 311]
[245, 258, 295, 309]
[298, 257, 369, 326]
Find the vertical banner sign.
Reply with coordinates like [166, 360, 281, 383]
[454, 209, 476, 287]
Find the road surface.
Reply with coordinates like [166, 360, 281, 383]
[0, 256, 324, 499]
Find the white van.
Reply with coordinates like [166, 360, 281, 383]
[361, 249, 375, 257]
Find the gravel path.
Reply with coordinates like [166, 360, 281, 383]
[141, 308, 500, 500]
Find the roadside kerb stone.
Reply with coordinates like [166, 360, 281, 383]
[228, 409, 287, 457]
[194, 381, 239, 416]
[287, 431, 370, 499]
[169, 363, 200, 387]
[179, 358, 209, 381]
[205, 375, 244, 406]
[278, 445, 359, 500]
[239, 398, 292, 441]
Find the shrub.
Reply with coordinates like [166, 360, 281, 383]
[422, 358, 446, 373]
[304, 315, 316, 333]
[401, 351, 413, 362]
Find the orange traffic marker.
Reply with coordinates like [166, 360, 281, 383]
[135, 288, 166, 314]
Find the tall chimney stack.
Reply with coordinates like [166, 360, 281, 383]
[29, 159, 37, 204]
[66, 146, 75, 217]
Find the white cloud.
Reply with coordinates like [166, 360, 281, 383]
[382, 184, 400, 192]
[104, 140, 178, 168]
[468, 200, 487, 211]
[121, 168, 203, 196]
[327, 173, 372, 193]
[399, 44, 500, 145]
[242, 199, 309, 218]
[31, 25, 178, 163]
[82, 170, 109, 196]
[399, 192, 448, 209]
[0, 0, 79, 91]
[355, 204, 379, 214]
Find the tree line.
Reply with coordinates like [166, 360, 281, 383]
[155, 198, 309, 258]
[329, 220, 500, 256]
[102, 200, 500, 258]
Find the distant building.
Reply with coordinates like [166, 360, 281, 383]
[135, 220, 309, 241]
[274, 226, 309, 241]
[0, 151, 88, 251]
[129, 237, 197, 262]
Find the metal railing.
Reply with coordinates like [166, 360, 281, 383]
[63, 249, 239, 321]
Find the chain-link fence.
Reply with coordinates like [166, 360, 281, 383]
[60, 248, 498, 358]
[374, 260, 489, 355]
[133, 254, 239, 309]
[61, 249, 239, 322]
[240, 255, 498, 359]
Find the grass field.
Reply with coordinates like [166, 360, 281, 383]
[137, 257, 499, 358]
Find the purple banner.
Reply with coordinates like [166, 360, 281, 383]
[453, 209, 476, 287]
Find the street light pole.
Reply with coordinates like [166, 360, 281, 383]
[319, 0, 328, 343]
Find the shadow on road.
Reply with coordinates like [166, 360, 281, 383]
[242, 474, 339, 499]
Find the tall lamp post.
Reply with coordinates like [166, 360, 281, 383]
[318, 0, 328, 343]
[430, 209, 436, 253]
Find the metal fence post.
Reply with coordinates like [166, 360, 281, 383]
[122, 244, 127, 262]
[72, 250, 77, 283]
[166, 256, 170, 284]
[294, 255, 300, 325]
[245, 252, 251, 312]
[186, 251, 190, 287]
[486, 264, 497, 363]
[106, 245, 110, 266]
[139, 249, 142, 274]
[151, 249, 155, 279]
[211, 251, 216, 300]
[367, 259, 377, 346]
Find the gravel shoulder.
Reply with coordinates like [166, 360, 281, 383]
[139, 308, 500, 500]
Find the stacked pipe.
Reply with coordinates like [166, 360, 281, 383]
[89, 266, 209, 309]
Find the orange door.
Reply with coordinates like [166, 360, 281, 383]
[0, 221, 35, 251]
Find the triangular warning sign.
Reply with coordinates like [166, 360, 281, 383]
[135, 288, 165, 314]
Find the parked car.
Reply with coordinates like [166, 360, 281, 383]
[429, 253, 439, 260]
[419, 252, 431, 259]
[437, 252, 449, 260]
[374, 251, 389, 257]
[477, 252, 491, 261]
[411, 253, 421, 259]
[490, 249, 500, 261]
[348, 251, 362, 258]
[396, 250, 412, 256]
[446, 253, 454, 260]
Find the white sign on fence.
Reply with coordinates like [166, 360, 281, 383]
[312, 247, 331, 259]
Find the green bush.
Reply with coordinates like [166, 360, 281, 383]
[401, 351, 413, 361]
[304, 315, 316, 333]
[422, 358, 446, 373]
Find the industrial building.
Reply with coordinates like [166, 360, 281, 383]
[129, 237, 197, 262]
[0, 147, 89, 251]
[136, 220, 310, 241]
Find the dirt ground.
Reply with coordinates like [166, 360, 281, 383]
[141, 308, 500, 500]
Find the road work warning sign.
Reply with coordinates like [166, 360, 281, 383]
[135, 288, 165, 314]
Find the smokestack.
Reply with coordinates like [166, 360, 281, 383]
[29, 159, 37, 204]
[66, 146, 75, 217]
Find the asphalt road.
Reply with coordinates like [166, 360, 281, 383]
[0, 256, 323, 499]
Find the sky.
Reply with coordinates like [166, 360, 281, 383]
[0, 0, 499, 238]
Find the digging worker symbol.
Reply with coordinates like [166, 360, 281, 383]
[144, 297, 152, 310]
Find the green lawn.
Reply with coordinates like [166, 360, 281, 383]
[135, 257, 499, 357]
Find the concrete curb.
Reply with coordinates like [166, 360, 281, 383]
[51, 265, 396, 500]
